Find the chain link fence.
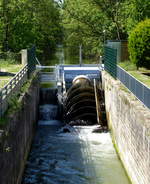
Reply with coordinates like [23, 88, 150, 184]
[117, 66, 150, 109]
[104, 46, 150, 109]
[48, 45, 101, 66]
[104, 46, 117, 79]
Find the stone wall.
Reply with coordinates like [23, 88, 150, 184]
[0, 76, 40, 184]
[102, 71, 150, 184]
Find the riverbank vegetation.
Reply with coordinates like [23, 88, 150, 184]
[61, 0, 150, 87]
[0, 60, 23, 88]
[0, 71, 38, 126]
[119, 18, 150, 87]
[0, 60, 22, 73]
[62, 0, 150, 57]
[0, 0, 63, 60]
[0, 0, 149, 64]
[128, 19, 150, 69]
[0, 0, 63, 87]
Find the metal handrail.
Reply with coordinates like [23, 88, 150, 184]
[117, 65, 150, 109]
[117, 65, 150, 90]
[0, 64, 28, 117]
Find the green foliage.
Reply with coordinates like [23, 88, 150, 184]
[8, 94, 22, 114]
[20, 80, 31, 94]
[0, 117, 7, 127]
[0, 0, 62, 58]
[62, 0, 102, 56]
[0, 72, 38, 126]
[0, 77, 12, 88]
[122, 0, 150, 33]
[20, 70, 38, 93]
[62, 0, 129, 58]
[0, 60, 22, 73]
[128, 19, 150, 69]
[0, 0, 149, 62]
[0, 94, 21, 127]
[62, 0, 150, 59]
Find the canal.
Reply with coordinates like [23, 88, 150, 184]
[22, 46, 131, 184]
[22, 103, 131, 184]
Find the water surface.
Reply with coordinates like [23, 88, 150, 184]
[22, 104, 131, 184]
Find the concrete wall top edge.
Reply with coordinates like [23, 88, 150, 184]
[102, 71, 150, 133]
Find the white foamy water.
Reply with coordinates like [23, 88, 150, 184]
[39, 104, 58, 120]
[22, 104, 131, 184]
[38, 120, 62, 126]
[56, 126, 131, 184]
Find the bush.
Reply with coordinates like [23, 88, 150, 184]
[128, 19, 150, 69]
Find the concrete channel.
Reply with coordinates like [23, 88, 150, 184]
[21, 65, 131, 184]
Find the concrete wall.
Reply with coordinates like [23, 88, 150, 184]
[102, 71, 150, 184]
[0, 76, 40, 184]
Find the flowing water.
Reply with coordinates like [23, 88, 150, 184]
[22, 46, 131, 183]
[22, 103, 131, 184]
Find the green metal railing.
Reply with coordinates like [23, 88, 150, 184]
[104, 47, 117, 79]
[104, 46, 150, 109]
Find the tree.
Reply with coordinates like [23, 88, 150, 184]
[62, 0, 128, 57]
[121, 0, 150, 34]
[128, 19, 150, 69]
[0, 0, 63, 59]
[62, 0, 106, 56]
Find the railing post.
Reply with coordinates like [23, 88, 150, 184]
[0, 90, 2, 117]
[27, 46, 36, 78]
[79, 45, 82, 67]
[99, 56, 103, 64]
[21, 49, 28, 65]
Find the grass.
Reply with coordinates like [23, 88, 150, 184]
[118, 61, 137, 71]
[0, 76, 12, 88]
[118, 61, 150, 88]
[129, 71, 150, 87]
[0, 72, 38, 127]
[0, 59, 23, 88]
[0, 60, 23, 73]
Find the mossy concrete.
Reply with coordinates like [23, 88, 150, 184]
[0, 75, 40, 184]
[102, 71, 150, 184]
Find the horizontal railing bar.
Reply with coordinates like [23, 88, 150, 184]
[1, 64, 28, 90]
[117, 65, 150, 90]
[36, 65, 56, 69]
[0, 64, 28, 117]
[104, 46, 150, 109]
